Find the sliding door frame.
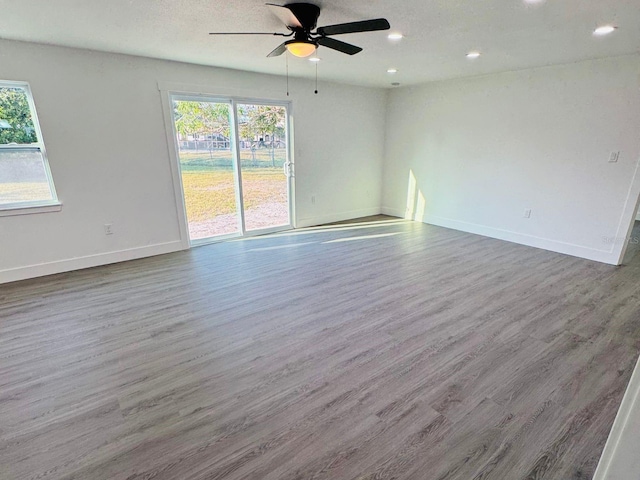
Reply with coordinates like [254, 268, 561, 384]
[161, 89, 295, 248]
[233, 99, 295, 238]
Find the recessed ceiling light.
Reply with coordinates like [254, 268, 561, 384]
[309, 57, 321, 62]
[388, 33, 404, 40]
[387, 68, 398, 74]
[593, 25, 617, 36]
[524, 0, 546, 4]
[466, 51, 481, 59]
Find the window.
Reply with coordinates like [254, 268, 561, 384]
[0, 80, 59, 212]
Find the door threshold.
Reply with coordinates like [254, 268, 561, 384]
[190, 232, 242, 247]
[190, 225, 294, 247]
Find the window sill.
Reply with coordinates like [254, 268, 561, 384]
[0, 202, 63, 217]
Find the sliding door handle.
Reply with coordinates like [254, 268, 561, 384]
[284, 161, 294, 178]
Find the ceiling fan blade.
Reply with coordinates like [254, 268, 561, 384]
[316, 37, 362, 55]
[267, 42, 288, 57]
[317, 18, 390, 36]
[209, 32, 287, 35]
[266, 3, 303, 29]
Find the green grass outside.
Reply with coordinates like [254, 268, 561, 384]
[179, 150, 288, 223]
[179, 149, 287, 172]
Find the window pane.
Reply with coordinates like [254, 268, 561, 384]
[0, 86, 38, 145]
[237, 104, 289, 231]
[0, 150, 53, 205]
[173, 100, 239, 240]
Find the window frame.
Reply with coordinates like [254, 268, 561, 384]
[0, 79, 60, 216]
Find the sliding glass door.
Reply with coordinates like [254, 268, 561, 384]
[171, 96, 292, 244]
[172, 99, 240, 241]
[237, 103, 290, 232]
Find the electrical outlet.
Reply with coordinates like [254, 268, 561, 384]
[104, 224, 114, 235]
[524, 209, 532, 219]
[609, 151, 620, 163]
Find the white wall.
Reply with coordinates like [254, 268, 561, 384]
[0, 39, 387, 283]
[3, 41, 639, 283]
[382, 55, 640, 264]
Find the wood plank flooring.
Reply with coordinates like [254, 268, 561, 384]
[1, 216, 640, 479]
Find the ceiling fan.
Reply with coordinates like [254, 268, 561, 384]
[209, 3, 390, 58]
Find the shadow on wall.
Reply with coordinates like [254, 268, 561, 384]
[405, 170, 426, 222]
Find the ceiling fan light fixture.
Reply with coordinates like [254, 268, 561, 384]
[285, 40, 317, 58]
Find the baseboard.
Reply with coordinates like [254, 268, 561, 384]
[296, 207, 382, 229]
[380, 207, 406, 218]
[0, 240, 185, 285]
[381, 207, 618, 265]
[593, 354, 640, 479]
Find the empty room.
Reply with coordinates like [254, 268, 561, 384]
[1, 0, 640, 479]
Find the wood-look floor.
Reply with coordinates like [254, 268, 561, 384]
[1, 216, 640, 480]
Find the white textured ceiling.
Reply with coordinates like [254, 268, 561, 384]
[1, 0, 639, 88]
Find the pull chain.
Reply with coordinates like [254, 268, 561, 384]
[286, 53, 289, 96]
[315, 61, 318, 94]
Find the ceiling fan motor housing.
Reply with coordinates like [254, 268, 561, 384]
[285, 3, 321, 32]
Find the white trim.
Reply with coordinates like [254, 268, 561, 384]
[0, 144, 42, 150]
[296, 207, 382, 228]
[157, 81, 291, 103]
[231, 101, 247, 235]
[191, 231, 242, 247]
[287, 103, 297, 228]
[380, 207, 406, 218]
[0, 240, 184, 284]
[159, 90, 191, 250]
[191, 225, 292, 248]
[593, 355, 640, 479]
[0, 201, 62, 217]
[245, 224, 292, 237]
[381, 206, 618, 264]
[614, 155, 640, 264]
